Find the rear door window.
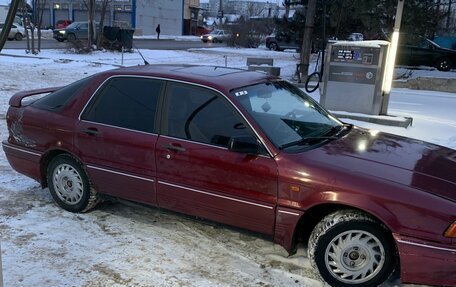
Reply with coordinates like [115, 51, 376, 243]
[82, 77, 163, 133]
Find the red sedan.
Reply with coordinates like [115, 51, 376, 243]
[3, 65, 456, 287]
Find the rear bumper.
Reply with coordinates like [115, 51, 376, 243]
[2, 141, 42, 182]
[394, 234, 456, 286]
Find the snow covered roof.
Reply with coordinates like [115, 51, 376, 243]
[331, 40, 390, 48]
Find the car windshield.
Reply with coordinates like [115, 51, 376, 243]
[211, 30, 223, 35]
[233, 81, 343, 150]
[66, 22, 79, 29]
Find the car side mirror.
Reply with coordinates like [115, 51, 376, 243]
[228, 136, 261, 154]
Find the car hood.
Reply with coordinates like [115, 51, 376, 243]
[435, 45, 456, 55]
[297, 127, 456, 202]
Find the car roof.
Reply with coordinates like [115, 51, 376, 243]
[103, 64, 276, 94]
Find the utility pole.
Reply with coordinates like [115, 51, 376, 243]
[217, 0, 223, 21]
[381, 0, 405, 114]
[299, 0, 318, 83]
[0, 240, 3, 287]
[446, 0, 453, 32]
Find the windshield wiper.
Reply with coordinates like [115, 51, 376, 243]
[279, 136, 338, 150]
[324, 124, 351, 137]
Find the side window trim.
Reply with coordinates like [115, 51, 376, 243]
[78, 75, 274, 157]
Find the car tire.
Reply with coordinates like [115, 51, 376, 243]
[67, 33, 76, 41]
[202, 40, 207, 43]
[15, 33, 23, 41]
[269, 42, 279, 51]
[212, 38, 218, 43]
[47, 154, 99, 213]
[308, 210, 396, 287]
[57, 39, 64, 42]
[436, 58, 452, 71]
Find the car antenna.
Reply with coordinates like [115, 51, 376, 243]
[135, 47, 149, 65]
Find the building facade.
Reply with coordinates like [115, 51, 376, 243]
[37, 0, 200, 35]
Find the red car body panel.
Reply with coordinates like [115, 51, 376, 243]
[3, 65, 456, 286]
[395, 233, 456, 286]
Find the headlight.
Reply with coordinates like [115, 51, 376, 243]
[208, 36, 213, 40]
[200, 35, 203, 39]
[59, 30, 66, 34]
[444, 221, 456, 237]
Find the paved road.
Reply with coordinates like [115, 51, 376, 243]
[2, 38, 226, 50]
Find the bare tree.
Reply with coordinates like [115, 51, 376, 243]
[299, 0, 317, 83]
[88, 0, 96, 48]
[22, 0, 47, 54]
[0, 0, 21, 51]
[283, 0, 291, 19]
[96, 0, 112, 49]
[36, 0, 47, 52]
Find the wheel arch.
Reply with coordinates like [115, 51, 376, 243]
[287, 202, 396, 254]
[39, 149, 84, 188]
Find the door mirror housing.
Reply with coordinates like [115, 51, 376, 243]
[228, 136, 261, 154]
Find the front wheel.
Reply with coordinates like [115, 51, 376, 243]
[67, 33, 76, 41]
[47, 154, 99, 212]
[15, 33, 23, 41]
[269, 42, 279, 51]
[308, 210, 397, 287]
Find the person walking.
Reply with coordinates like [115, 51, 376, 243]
[156, 24, 161, 40]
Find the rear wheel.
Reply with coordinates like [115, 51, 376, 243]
[47, 154, 99, 212]
[15, 33, 23, 41]
[436, 58, 452, 71]
[308, 210, 396, 287]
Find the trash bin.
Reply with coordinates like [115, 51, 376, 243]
[119, 29, 134, 50]
[320, 41, 390, 115]
[103, 26, 120, 42]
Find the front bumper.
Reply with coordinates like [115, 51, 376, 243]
[395, 234, 456, 286]
[53, 33, 65, 41]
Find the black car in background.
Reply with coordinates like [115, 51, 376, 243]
[265, 33, 301, 52]
[397, 37, 456, 71]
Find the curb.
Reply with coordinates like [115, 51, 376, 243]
[393, 77, 456, 93]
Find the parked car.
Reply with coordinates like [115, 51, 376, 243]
[55, 19, 72, 29]
[265, 34, 301, 51]
[0, 22, 24, 41]
[3, 65, 456, 287]
[195, 25, 212, 36]
[347, 32, 364, 41]
[396, 37, 456, 71]
[53, 21, 97, 42]
[200, 29, 230, 43]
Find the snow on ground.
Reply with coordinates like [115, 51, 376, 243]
[1, 47, 454, 287]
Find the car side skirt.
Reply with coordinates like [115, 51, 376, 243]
[394, 233, 456, 286]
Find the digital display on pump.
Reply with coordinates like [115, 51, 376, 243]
[337, 49, 361, 61]
[331, 46, 380, 66]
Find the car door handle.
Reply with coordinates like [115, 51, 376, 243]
[81, 128, 100, 136]
[162, 144, 186, 152]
